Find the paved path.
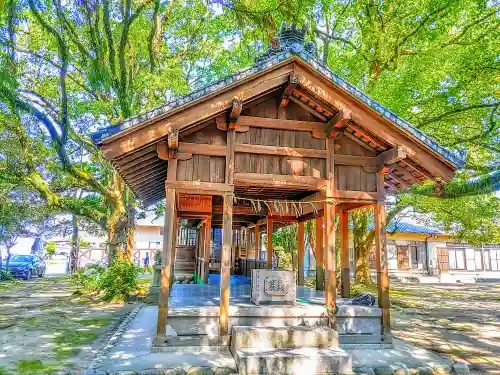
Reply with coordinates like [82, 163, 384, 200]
[97, 306, 236, 373]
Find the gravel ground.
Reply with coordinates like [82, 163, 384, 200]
[390, 282, 500, 375]
[0, 276, 135, 375]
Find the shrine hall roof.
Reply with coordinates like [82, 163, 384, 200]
[91, 25, 465, 168]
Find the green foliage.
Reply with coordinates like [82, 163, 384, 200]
[273, 224, 298, 270]
[15, 360, 60, 375]
[45, 241, 56, 255]
[71, 261, 140, 301]
[0, 270, 13, 281]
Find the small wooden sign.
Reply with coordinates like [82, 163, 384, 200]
[178, 195, 212, 213]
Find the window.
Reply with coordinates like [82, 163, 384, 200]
[410, 246, 419, 269]
[448, 248, 465, 270]
[486, 249, 500, 271]
[148, 242, 160, 249]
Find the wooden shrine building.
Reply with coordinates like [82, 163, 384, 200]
[92, 25, 463, 346]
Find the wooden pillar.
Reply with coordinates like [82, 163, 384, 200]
[220, 193, 233, 336]
[297, 221, 305, 286]
[315, 216, 324, 291]
[340, 210, 350, 298]
[245, 228, 251, 259]
[254, 225, 259, 260]
[232, 229, 237, 268]
[266, 218, 273, 269]
[325, 138, 336, 314]
[375, 172, 391, 342]
[220, 125, 235, 337]
[203, 216, 211, 283]
[155, 187, 176, 344]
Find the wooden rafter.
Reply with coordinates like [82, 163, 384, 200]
[279, 74, 299, 108]
[325, 109, 351, 138]
[292, 88, 335, 117]
[229, 98, 243, 130]
[388, 172, 410, 189]
[288, 96, 327, 121]
[399, 159, 432, 180]
[345, 122, 386, 151]
[377, 146, 406, 172]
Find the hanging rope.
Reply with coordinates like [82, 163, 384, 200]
[232, 196, 338, 217]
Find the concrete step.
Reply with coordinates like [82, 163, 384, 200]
[234, 347, 352, 375]
[231, 326, 339, 351]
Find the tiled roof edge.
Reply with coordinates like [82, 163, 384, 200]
[91, 41, 464, 167]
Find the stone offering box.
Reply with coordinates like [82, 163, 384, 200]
[251, 269, 296, 305]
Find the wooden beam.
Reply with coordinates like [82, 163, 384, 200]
[315, 216, 324, 291]
[100, 63, 293, 158]
[213, 205, 257, 215]
[288, 96, 327, 122]
[180, 142, 226, 157]
[226, 129, 235, 185]
[325, 138, 336, 317]
[203, 216, 211, 283]
[377, 146, 407, 172]
[235, 143, 327, 159]
[165, 181, 233, 194]
[234, 173, 328, 190]
[375, 171, 391, 343]
[267, 217, 273, 269]
[236, 116, 326, 139]
[295, 62, 456, 181]
[326, 109, 351, 138]
[246, 228, 251, 259]
[155, 175, 177, 345]
[219, 193, 233, 336]
[335, 154, 377, 167]
[340, 210, 349, 298]
[298, 221, 305, 286]
[229, 98, 243, 129]
[279, 74, 299, 108]
[334, 190, 378, 201]
[253, 225, 259, 260]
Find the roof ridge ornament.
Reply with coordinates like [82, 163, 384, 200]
[256, 22, 317, 63]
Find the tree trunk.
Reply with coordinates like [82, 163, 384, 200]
[352, 210, 373, 283]
[5, 246, 13, 271]
[70, 215, 80, 273]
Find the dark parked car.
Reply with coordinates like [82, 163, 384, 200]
[6, 255, 46, 280]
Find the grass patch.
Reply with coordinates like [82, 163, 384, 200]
[16, 360, 60, 375]
[73, 315, 112, 327]
[53, 329, 99, 346]
[55, 346, 81, 360]
[0, 367, 11, 375]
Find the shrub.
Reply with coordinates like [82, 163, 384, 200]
[99, 261, 140, 301]
[0, 269, 13, 281]
[70, 261, 140, 301]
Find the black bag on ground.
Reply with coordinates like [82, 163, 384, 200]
[349, 293, 376, 306]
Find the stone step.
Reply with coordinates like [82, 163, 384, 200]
[234, 347, 352, 375]
[231, 326, 339, 351]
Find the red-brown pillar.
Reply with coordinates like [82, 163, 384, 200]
[298, 221, 305, 286]
[266, 218, 273, 269]
[340, 210, 350, 298]
[315, 216, 324, 290]
[375, 172, 391, 342]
